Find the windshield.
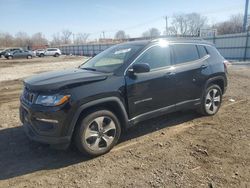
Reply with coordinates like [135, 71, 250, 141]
[80, 43, 144, 73]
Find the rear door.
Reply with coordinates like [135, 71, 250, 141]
[13, 50, 22, 58]
[125, 44, 177, 119]
[45, 49, 51, 56]
[170, 43, 211, 104]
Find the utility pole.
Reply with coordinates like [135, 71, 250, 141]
[243, 0, 249, 32]
[165, 16, 168, 35]
[102, 31, 105, 39]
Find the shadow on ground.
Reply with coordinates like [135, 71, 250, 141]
[0, 110, 199, 180]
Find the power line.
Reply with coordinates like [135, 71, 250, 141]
[86, 6, 245, 38]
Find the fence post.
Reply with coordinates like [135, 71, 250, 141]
[213, 31, 216, 45]
[244, 32, 249, 61]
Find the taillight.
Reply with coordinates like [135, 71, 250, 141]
[223, 60, 230, 73]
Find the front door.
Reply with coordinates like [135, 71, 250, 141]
[125, 44, 177, 119]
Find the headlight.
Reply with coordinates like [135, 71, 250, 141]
[35, 94, 70, 106]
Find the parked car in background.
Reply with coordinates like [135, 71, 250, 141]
[5, 49, 34, 59]
[20, 38, 228, 157]
[35, 49, 45, 57]
[0, 48, 22, 58]
[39, 48, 61, 57]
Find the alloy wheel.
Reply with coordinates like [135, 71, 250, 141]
[205, 88, 221, 115]
[84, 116, 116, 151]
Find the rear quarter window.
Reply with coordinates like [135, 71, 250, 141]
[205, 46, 223, 59]
[197, 45, 208, 58]
[172, 44, 199, 64]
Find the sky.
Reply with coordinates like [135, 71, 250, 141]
[0, 0, 247, 40]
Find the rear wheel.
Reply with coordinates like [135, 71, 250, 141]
[7, 56, 13, 60]
[198, 84, 222, 116]
[27, 55, 32, 59]
[40, 53, 45, 57]
[74, 109, 121, 157]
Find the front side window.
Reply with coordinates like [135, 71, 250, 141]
[134, 45, 171, 70]
[172, 44, 199, 64]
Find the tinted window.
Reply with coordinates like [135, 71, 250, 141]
[47, 49, 56, 51]
[134, 46, 171, 69]
[172, 44, 199, 64]
[197, 45, 208, 58]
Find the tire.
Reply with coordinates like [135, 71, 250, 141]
[40, 53, 44, 57]
[54, 53, 59, 57]
[7, 56, 13, 60]
[27, 55, 32, 59]
[74, 109, 121, 157]
[197, 84, 222, 116]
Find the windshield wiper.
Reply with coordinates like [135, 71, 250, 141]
[81, 67, 97, 71]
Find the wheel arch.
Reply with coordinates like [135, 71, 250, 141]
[68, 97, 129, 139]
[205, 76, 226, 94]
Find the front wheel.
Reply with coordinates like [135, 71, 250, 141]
[27, 55, 32, 59]
[74, 109, 121, 157]
[7, 56, 13, 60]
[197, 84, 222, 116]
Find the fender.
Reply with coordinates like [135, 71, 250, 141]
[67, 97, 129, 138]
[204, 75, 227, 94]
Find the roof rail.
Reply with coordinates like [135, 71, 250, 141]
[151, 35, 204, 42]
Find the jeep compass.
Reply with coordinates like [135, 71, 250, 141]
[20, 38, 228, 157]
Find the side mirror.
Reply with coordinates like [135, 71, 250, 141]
[128, 63, 150, 74]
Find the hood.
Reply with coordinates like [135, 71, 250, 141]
[24, 68, 108, 91]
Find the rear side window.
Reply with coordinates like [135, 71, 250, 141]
[47, 49, 57, 51]
[197, 45, 208, 58]
[172, 44, 199, 64]
[134, 45, 171, 69]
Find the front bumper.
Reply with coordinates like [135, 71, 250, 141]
[23, 122, 70, 145]
[19, 101, 73, 145]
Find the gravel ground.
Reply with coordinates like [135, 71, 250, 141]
[0, 59, 249, 188]
[0, 56, 85, 81]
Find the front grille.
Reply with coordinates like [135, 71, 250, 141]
[22, 88, 35, 104]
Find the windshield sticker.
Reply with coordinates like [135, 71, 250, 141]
[114, 48, 131, 55]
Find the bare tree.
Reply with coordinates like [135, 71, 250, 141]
[74, 33, 89, 44]
[142, 28, 161, 38]
[31, 32, 48, 46]
[50, 33, 62, 46]
[115, 30, 126, 39]
[0, 32, 14, 47]
[169, 13, 207, 35]
[15, 32, 31, 47]
[213, 14, 244, 35]
[61, 29, 72, 44]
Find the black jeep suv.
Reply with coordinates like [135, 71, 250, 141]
[20, 38, 227, 157]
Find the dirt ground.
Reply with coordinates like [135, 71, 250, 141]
[0, 57, 249, 188]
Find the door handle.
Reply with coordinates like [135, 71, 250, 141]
[164, 72, 176, 78]
[200, 64, 208, 69]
